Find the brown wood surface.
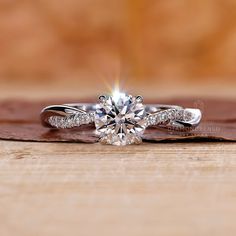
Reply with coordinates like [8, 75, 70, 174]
[0, 83, 236, 236]
[0, 98, 236, 143]
[0, 142, 236, 236]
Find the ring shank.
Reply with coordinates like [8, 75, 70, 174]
[41, 103, 201, 130]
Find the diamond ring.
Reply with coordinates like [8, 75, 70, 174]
[40, 92, 202, 146]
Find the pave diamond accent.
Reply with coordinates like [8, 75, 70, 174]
[94, 93, 147, 146]
[48, 112, 94, 128]
[148, 109, 194, 126]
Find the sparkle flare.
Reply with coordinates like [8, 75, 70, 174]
[95, 93, 147, 145]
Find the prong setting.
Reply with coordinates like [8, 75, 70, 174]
[94, 93, 147, 146]
[135, 95, 143, 103]
[98, 95, 107, 103]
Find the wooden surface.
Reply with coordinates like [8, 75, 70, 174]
[0, 83, 236, 236]
[0, 141, 236, 236]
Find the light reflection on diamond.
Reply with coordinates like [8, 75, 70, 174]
[95, 93, 147, 146]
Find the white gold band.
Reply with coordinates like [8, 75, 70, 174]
[41, 103, 201, 131]
[41, 92, 202, 146]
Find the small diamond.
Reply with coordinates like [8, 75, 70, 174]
[52, 116, 65, 128]
[148, 115, 157, 126]
[183, 110, 193, 121]
[48, 112, 94, 128]
[167, 109, 176, 120]
[65, 117, 74, 128]
[175, 110, 184, 120]
[159, 111, 168, 123]
[94, 93, 147, 146]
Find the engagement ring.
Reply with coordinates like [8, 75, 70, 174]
[41, 92, 202, 146]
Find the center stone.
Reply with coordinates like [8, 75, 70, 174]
[94, 93, 147, 146]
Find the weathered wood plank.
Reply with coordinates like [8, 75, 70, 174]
[0, 141, 236, 236]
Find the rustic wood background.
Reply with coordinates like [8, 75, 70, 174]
[0, 1, 236, 235]
[1, 141, 236, 236]
[0, 85, 235, 236]
[0, 0, 236, 83]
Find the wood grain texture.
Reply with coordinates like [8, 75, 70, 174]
[0, 98, 236, 143]
[0, 141, 236, 236]
[0, 81, 235, 236]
